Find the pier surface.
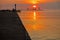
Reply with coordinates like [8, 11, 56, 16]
[0, 11, 31, 40]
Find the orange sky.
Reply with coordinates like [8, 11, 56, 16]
[0, 0, 60, 4]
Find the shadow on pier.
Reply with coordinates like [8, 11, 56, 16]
[0, 10, 31, 40]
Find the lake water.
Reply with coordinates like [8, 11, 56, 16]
[18, 10, 60, 40]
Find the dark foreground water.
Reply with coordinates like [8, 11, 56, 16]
[18, 10, 60, 40]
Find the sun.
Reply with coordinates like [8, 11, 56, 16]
[33, 5, 36, 8]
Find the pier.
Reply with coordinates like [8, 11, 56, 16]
[0, 4, 31, 40]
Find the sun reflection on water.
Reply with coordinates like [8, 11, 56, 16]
[33, 11, 36, 20]
[18, 11, 45, 31]
[18, 11, 60, 40]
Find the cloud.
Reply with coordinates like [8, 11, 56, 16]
[0, 0, 60, 4]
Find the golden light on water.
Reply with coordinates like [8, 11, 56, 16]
[33, 12, 36, 20]
[18, 11, 46, 31]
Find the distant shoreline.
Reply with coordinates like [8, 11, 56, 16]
[0, 9, 21, 12]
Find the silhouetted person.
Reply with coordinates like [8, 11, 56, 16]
[15, 4, 16, 10]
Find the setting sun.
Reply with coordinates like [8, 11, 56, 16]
[33, 5, 36, 8]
